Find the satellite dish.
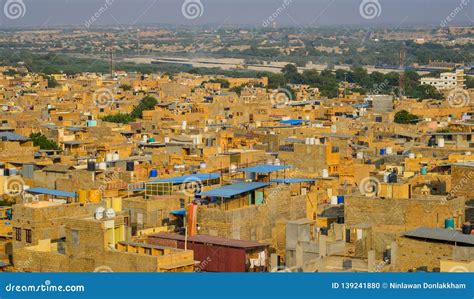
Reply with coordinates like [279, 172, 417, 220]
[22, 193, 38, 204]
[105, 208, 116, 219]
[95, 207, 105, 220]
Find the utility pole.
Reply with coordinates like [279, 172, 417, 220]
[110, 47, 115, 79]
[399, 42, 406, 98]
[137, 29, 141, 56]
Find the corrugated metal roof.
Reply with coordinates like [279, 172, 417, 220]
[0, 132, 29, 142]
[240, 164, 290, 173]
[270, 178, 316, 184]
[149, 233, 268, 249]
[149, 173, 220, 184]
[404, 227, 474, 245]
[200, 182, 269, 198]
[26, 187, 77, 198]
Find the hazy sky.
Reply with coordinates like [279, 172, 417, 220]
[0, 0, 472, 28]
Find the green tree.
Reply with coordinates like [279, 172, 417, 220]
[119, 84, 132, 91]
[394, 110, 420, 124]
[102, 96, 158, 124]
[282, 64, 304, 84]
[29, 133, 61, 150]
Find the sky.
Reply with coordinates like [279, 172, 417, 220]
[0, 0, 472, 28]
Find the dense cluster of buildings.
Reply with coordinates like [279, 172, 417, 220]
[0, 65, 473, 273]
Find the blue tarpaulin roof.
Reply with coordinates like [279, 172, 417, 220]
[26, 187, 77, 198]
[200, 182, 270, 198]
[279, 119, 308, 125]
[240, 164, 290, 173]
[270, 178, 316, 184]
[150, 173, 220, 184]
[170, 209, 186, 216]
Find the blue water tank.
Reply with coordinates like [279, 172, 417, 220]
[380, 149, 386, 156]
[150, 169, 158, 178]
[337, 196, 345, 205]
[421, 166, 428, 175]
[445, 218, 455, 229]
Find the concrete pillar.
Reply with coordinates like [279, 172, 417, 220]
[270, 254, 279, 271]
[368, 250, 376, 272]
[296, 242, 304, 268]
[334, 224, 344, 241]
[319, 235, 327, 258]
[390, 241, 397, 268]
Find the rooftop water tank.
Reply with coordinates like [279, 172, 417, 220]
[445, 218, 455, 230]
[322, 169, 329, 178]
[150, 169, 158, 178]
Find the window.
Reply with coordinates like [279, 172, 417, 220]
[71, 230, 79, 245]
[14, 228, 21, 241]
[25, 229, 32, 243]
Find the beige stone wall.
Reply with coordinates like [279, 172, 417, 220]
[345, 196, 465, 257]
[279, 144, 327, 173]
[123, 196, 181, 229]
[395, 237, 454, 272]
[14, 245, 193, 272]
[451, 165, 474, 198]
[198, 186, 307, 244]
[12, 203, 99, 250]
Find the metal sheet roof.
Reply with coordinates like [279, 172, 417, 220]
[200, 182, 270, 198]
[404, 227, 474, 246]
[240, 164, 290, 173]
[270, 178, 316, 184]
[0, 132, 29, 142]
[149, 233, 268, 249]
[26, 187, 77, 198]
[149, 173, 220, 184]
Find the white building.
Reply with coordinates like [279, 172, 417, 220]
[420, 69, 466, 91]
